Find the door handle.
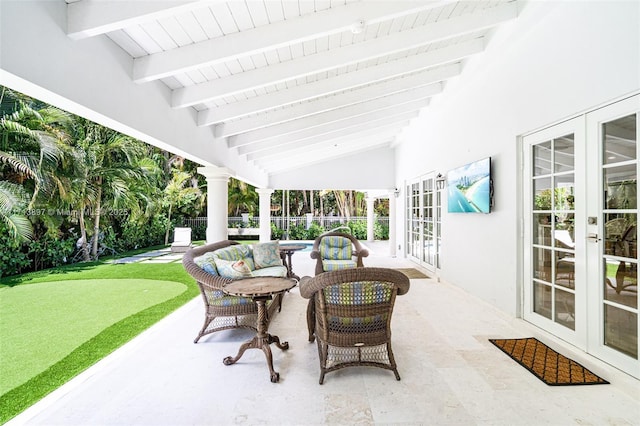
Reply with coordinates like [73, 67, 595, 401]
[587, 233, 601, 242]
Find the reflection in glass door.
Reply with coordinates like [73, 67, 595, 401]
[530, 132, 577, 332]
[407, 182, 421, 261]
[524, 95, 639, 379]
[405, 174, 440, 272]
[588, 102, 639, 375]
[422, 178, 435, 266]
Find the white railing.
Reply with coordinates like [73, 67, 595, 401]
[181, 216, 389, 229]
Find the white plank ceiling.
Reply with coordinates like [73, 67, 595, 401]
[66, 0, 519, 175]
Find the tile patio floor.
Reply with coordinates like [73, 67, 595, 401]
[9, 241, 640, 425]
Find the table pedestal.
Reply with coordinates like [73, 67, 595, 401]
[279, 244, 306, 280]
[223, 297, 289, 383]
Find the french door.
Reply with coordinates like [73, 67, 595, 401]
[523, 95, 639, 378]
[406, 173, 441, 273]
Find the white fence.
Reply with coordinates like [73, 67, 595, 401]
[181, 216, 389, 229]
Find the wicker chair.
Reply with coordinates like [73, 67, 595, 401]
[310, 231, 369, 275]
[182, 241, 285, 343]
[299, 267, 410, 384]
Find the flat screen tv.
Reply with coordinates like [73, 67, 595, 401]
[447, 157, 492, 213]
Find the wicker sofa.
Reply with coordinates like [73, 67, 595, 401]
[182, 240, 289, 343]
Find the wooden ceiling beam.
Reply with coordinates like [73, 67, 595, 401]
[228, 87, 435, 147]
[67, 0, 207, 40]
[172, 1, 516, 106]
[132, 0, 455, 83]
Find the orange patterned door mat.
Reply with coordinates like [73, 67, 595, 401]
[489, 338, 609, 386]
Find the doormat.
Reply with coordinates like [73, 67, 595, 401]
[489, 338, 609, 386]
[394, 268, 429, 279]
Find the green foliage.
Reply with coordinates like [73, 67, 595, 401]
[27, 235, 75, 271]
[306, 222, 326, 239]
[228, 178, 258, 215]
[347, 220, 368, 239]
[117, 215, 168, 251]
[270, 222, 283, 239]
[191, 223, 207, 241]
[287, 223, 308, 240]
[0, 224, 30, 277]
[375, 222, 389, 240]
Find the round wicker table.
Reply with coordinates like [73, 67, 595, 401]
[222, 276, 297, 383]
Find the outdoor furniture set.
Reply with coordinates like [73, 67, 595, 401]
[182, 232, 410, 384]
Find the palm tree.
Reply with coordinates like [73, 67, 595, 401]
[0, 87, 67, 241]
[228, 178, 258, 216]
[163, 169, 201, 244]
[0, 181, 32, 241]
[68, 119, 160, 260]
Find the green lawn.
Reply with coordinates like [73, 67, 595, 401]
[0, 260, 198, 424]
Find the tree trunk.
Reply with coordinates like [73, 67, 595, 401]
[164, 203, 173, 245]
[78, 206, 90, 262]
[91, 183, 102, 259]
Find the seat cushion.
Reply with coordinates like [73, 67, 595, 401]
[322, 259, 357, 271]
[252, 241, 282, 269]
[207, 289, 253, 307]
[319, 236, 353, 260]
[250, 265, 288, 278]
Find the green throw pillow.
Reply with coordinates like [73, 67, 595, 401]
[252, 241, 282, 269]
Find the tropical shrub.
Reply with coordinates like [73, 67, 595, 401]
[306, 222, 325, 239]
[287, 223, 307, 240]
[375, 222, 389, 240]
[191, 223, 206, 241]
[347, 220, 367, 239]
[27, 235, 75, 271]
[0, 224, 30, 277]
[270, 222, 283, 240]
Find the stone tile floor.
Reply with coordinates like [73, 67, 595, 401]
[9, 241, 640, 425]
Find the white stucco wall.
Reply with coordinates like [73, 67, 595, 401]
[269, 147, 396, 190]
[395, 0, 640, 315]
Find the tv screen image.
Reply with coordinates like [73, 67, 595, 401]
[447, 157, 492, 213]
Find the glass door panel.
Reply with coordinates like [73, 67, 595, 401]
[600, 113, 638, 361]
[524, 95, 639, 379]
[422, 178, 434, 265]
[405, 174, 440, 272]
[530, 133, 576, 331]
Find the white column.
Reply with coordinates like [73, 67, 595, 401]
[366, 195, 375, 242]
[198, 166, 233, 244]
[388, 189, 397, 257]
[256, 188, 274, 243]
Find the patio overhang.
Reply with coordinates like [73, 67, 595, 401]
[0, 0, 518, 191]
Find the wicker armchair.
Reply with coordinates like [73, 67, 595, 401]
[182, 241, 284, 343]
[299, 267, 410, 384]
[310, 231, 369, 275]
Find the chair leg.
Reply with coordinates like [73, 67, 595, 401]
[306, 298, 316, 342]
[317, 339, 327, 384]
[387, 342, 401, 380]
[194, 315, 214, 343]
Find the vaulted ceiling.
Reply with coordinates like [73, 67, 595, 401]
[66, 0, 518, 175]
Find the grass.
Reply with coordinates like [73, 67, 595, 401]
[0, 259, 199, 425]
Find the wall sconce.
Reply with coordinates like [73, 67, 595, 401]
[435, 174, 446, 190]
[393, 188, 401, 198]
